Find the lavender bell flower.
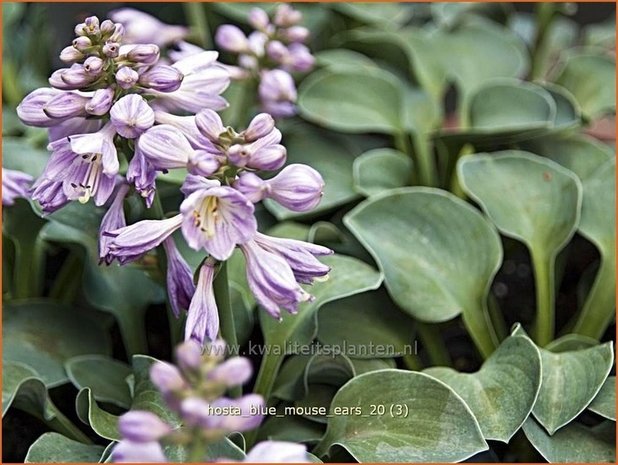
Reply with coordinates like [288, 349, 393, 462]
[30, 177, 70, 213]
[85, 88, 115, 116]
[99, 183, 129, 265]
[234, 164, 324, 212]
[105, 214, 183, 263]
[111, 440, 167, 463]
[139, 65, 184, 93]
[185, 262, 218, 344]
[17, 88, 64, 127]
[109, 8, 188, 47]
[227, 128, 287, 171]
[48, 117, 102, 143]
[2, 168, 33, 206]
[254, 232, 332, 284]
[258, 69, 297, 118]
[110, 95, 155, 139]
[179, 181, 257, 260]
[118, 411, 171, 443]
[126, 146, 157, 207]
[115, 66, 139, 90]
[43, 91, 89, 119]
[239, 239, 312, 318]
[243, 113, 275, 142]
[149, 360, 186, 394]
[208, 356, 252, 386]
[244, 441, 309, 463]
[163, 237, 196, 318]
[215, 25, 250, 53]
[154, 111, 217, 151]
[137, 124, 196, 171]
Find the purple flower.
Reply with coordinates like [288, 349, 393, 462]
[2, 168, 33, 206]
[175, 339, 203, 371]
[212, 394, 265, 432]
[85, 88, 115, 116]
[111, 440, 167, 463]
[243, 113, 275, 142]
[215, 25, 250, 53]
[115, 66, 139, 89]
[258, 69, 297, 118]
[126, 145, 157, 207]
[48, 117, 102, 143]
[105, 214, 183, 263]
[33, 124, 118, 210]
[244, 441, 309, 463]
[281, 26, 310, 44]
[139, 65, 184, 93]
[234, 164, 323, 211]
[83, 56, 104, 76]
[118, 411, 171, 443]
[248, 8, 270, 30]
[227, 127, 287, 171]
[239, 239, 312, 318]
[125, 44, 160, 66]
[17, 88, 64, 127]
[99, 183, 129, 265]
[208, 356, 252, 386]
[59, 45, 83, 63]
[52, 63, 97, 90]
[109, 8, 188, 47]
[285, 43, 314, 73]
[185, 262, 218, 344]
[274, 4, 303, 27]
[43, 91, 89, 119]
[110, 95, 155, 139]
[163, 237, 196, 318]
[137, 124, 196, 171]
[149, 360, 186, 394]
[195, 109, 225, 144]
[154, 111, 217, 151]
[254, 232, 332, 284]
[179, 183, 257, 260]
[149, 53, 230, 113]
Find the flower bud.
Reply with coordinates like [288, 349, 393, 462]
[118, 411, 171, 443]
[138, 125, 195, 170]
[111, 440, 166, 463]
[195, 109, 225, 143]
[115, 66, 139, 89]
[266, 40, 288, 63]
[188, 150, 220, 177]
[109, 23, 125, 43]
[180, 397, 216, 428]
[287, 43, 315, 73]
[208, 357, 252, 387]
[84, 16, 100, 34]
[215, 25, 249, 53]
[74, 23, 87, 36]
[244, 113, 275, 142]
[100, 19, 116, 38]
[266, 164, 324, 212]
[138, 65, 183, 93]
[233, 172, 267, 203]
[72, 36, 92, 52]
[17, 88, 62, 127]
[60, 64, 97, 89]
[126, 44, 160, 66]
[102, 42, 120, 58]
[281, 26, 310, 43]
[85, 88, 114, 115]
[249, 8, 270, 30]
[83, 56, 104, 75]
[175, 339, 203, 371]
[259, 69, 297, 102]
[43, 91, 89, 119]
[215, 394, 264, 432]
[149, 361, 185, 394]
[247, 144, 287, 171]
[59, 46, 84, 64]
[110, 94, 155, 139]
[274, 4, 302, 27]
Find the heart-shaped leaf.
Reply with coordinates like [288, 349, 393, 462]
[458, 151, 581, 345]
[3, 301, 112, 387]
[25, 433, 106, 463]
[66, 355, 132, 409]
[298, 68, 403, 134]
[554, 52, 616, 119]
[350, 358, 396, 375]
[352, 148, 413, 197]
[588, 376, 616, 421]
[344, 187, 503, 358]
[523, 418, 615, 462]
[315, 369, 488, 462]
[533, 342, 613, 434]
[317, 289, 416, 358]
[424, 334, 542, 442]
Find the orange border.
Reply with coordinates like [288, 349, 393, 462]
[0, 1, 616, 465]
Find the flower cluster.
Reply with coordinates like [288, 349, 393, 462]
[112, 339, 309, 463]
[104, 111, 332, 344]
[16, 14, 229, 212]
[216, 4, 314, 117]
